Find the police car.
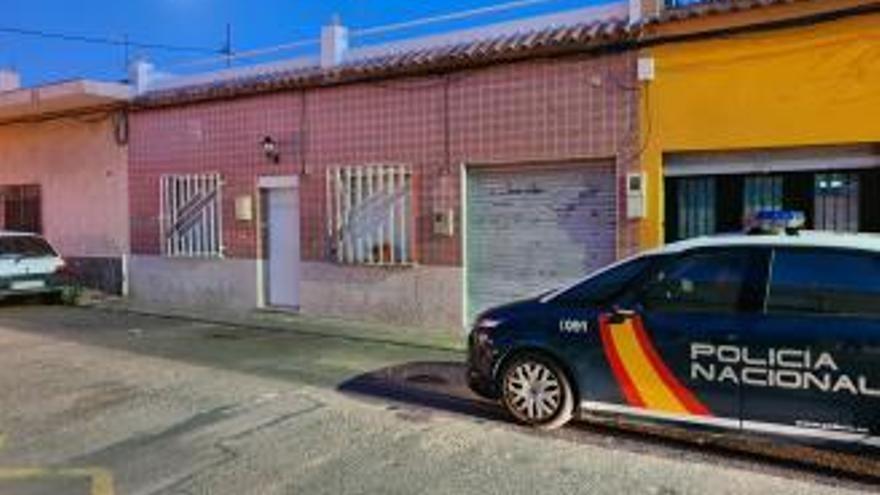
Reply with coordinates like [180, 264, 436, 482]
[467, 211, 880, 448]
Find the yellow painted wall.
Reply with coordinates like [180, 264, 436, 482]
[640, 13, 880, 247]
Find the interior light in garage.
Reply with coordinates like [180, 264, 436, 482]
[261, 136, 281, 164]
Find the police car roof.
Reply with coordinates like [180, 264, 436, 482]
[656, 231, 880, 255]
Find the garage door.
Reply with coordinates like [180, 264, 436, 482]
[465, 163, 617, 323]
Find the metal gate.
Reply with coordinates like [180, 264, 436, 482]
[465, 163, 617, 324]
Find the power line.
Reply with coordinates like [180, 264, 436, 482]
[0, 25, 221, 54]
[168, 0, 564, 68]
[351, 0, 560, 37]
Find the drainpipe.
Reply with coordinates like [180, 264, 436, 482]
[321, 15, 349, 69]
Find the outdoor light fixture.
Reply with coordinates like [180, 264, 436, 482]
[261, 136, 280, 164]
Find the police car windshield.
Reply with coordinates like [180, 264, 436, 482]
[553, 255, 660, 306]
[0, 236, 57, 258]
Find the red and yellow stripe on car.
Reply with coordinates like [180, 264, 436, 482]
[600, 315, 710, 416]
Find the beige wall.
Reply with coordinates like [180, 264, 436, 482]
[0, 116, 129, 257]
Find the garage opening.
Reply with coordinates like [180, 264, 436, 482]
[465, 162, 617, 324]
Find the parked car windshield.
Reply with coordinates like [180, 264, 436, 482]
[0, 236, 57, 258]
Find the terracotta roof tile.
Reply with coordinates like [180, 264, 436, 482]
[136, 17, 634, 107]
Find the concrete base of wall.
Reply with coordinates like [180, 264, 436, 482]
[299, 262, 462, 330]
[67, 256, 123, 295]
[128, 255, 258, 310]
[128, 256, 463, 332]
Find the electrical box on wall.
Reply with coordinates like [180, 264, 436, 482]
[626, 173, 647, 220]
[235, 195, 254, 221]
[433, 209, 455, 237]
[637, 57, 655, 82]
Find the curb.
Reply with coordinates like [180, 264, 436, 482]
[81, 302, 467, 354]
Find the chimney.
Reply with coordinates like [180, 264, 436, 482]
[0, 69, 21, 92]
[630, 0, 663, 24]
[128, 58, 155, 95]
[321, 15, 349, 69]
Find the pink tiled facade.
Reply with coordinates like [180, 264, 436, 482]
[129, 52, 641, 327]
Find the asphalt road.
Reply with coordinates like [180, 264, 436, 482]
[0, 304, 876, 495]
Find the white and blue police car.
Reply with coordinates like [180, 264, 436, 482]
[466, 211, 880, 448]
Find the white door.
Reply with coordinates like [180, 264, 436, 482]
[465, 163, 617, 323]
[265, 187, 300, 308]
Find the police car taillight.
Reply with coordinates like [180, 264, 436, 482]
[745, 210, 806, 236]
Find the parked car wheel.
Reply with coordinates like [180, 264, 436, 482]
[501, 353, 574, 430]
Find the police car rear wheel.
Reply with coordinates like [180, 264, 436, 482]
[501, 354, 573, 430]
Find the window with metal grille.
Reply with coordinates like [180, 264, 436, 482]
[0, 185, 41, 234]
[675, 177, 716, 240]
[815, 172, 860, 233]
[743, 176, 783, 218]
[326, 165, 413, 265]
[160, 174, 223, 257]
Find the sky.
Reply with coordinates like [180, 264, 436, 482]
[2, 0, 617, 87]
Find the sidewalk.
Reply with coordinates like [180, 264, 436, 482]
[82, 294, 466, 353]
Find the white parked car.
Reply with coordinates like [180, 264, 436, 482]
[0, 232, 67, 301]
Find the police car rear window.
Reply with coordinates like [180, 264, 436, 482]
[0, 236, 57, 258]
[768, 248, 880, 318]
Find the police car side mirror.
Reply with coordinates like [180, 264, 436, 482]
[608, 307, 636, 325]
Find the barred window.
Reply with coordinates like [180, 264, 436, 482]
[160, 173, 223, 257]
[326, 165, 413, 265]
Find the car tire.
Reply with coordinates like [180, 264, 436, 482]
[500, 352, 574, 430]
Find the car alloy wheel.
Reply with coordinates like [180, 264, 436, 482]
[501, 353, 573, 429]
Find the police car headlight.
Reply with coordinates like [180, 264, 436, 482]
[471, 318, 503, 346]
[475, 318, 504, 330]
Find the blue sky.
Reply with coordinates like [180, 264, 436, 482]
[3, 0, 615, 86]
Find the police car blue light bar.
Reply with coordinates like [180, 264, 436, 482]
[745, 210, 806, 235]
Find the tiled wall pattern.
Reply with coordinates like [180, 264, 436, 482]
[129, 52, 641, 266]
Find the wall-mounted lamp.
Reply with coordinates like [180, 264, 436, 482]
[261, 135, 281, 164]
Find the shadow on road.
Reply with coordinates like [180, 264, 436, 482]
[339, 360, 880, 490]
[338, 361, 506, 422]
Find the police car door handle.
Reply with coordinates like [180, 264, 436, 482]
[608, 307, 636, 325]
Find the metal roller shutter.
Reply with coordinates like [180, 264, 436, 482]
[465, 163, 617, 323]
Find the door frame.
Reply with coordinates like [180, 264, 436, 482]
[256, 175, 300, 309]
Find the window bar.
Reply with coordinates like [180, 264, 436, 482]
[197, 175, 204, 256]
[203, 174, 210, 256]
[344, 167, 353, 263]
[180, 176, 188, 256]
[171, 177, 180, 255]
[205, 176, 213, 256]
[335, 168, 344, 263]
[326, 169, 334, 261]
[159, 176, 166, 255]
[216, 174, 224, 256]
[366, 166, 375, 264]
[387, 165, 396, 265]
[186, 174, 194, 257]
[354, 166, 364, 264]
[399, 165, 409, 263]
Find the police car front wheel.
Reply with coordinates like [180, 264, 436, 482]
[501, 353, 574, 430]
